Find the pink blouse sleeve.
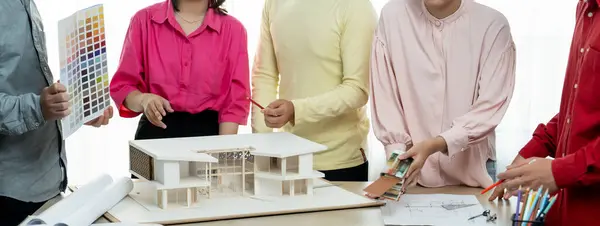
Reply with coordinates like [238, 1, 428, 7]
[439, 21, 516, 157]
[218, 25, 250, 125]
[370, 31, 412, 157]
[109, 14, 147, 118]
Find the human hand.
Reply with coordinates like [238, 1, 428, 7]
[41, 83, 71, 121]
[140, 94, 174, 129]
[85, 106, 114, 127]
[262, 99, 294, 128]
[488, 154, 528, 201]
[497, 157, 558, 194]
[398, 137, 446, 191]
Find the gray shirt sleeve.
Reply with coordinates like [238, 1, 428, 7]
[0, 1, 46, 135]
[0, 93, 46, 135]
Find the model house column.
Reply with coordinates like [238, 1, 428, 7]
[281, 158, 287, 177]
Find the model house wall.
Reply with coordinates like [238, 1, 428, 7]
[128, 133, 328, 209]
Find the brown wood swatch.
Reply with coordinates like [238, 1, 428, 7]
[363, 176, 402, 197]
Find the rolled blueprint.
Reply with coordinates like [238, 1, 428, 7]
[24, 174, 113, 225]
[56, 177, 133, 226]
[91, 223, 162, 226]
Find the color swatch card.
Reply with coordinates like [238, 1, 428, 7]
[58, 4, 110, 139]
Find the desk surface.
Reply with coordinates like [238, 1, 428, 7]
[36, 182, 515, 226]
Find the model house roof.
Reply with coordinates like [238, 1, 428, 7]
[129, 132, 327, 159]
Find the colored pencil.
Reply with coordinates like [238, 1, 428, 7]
[514, 186, 523, 221]
[535, 189, 549, 219]
[521, 190, 535, 226]
[541, 195, 558, 216]
[525, 186, 543, 226]
[518, 189, 530, 221]
[481, 179, 505, 194]
[247, 97, 265, 110]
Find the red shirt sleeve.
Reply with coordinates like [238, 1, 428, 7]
[552, 137, 600, 188]
[217, 24, 250, 125]
[519, 114, 559, 158]
[109, 13, 147, 118]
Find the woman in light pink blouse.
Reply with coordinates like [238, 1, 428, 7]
[370, 0, 516, 189]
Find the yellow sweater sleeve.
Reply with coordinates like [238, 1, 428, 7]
[251, 0, 278, 133]
[291, 0, 377, 126]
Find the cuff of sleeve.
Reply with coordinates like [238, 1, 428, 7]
[519, 140, 550, 159]
[551, 152, 587, 188]
[290, 99, 308, 126]
[111, 87, 140, 118]
[439, 126, 469, 157]
[28, 94, 46, 129]
[384, 143, 406, 157]
[219, 113, 248, 125]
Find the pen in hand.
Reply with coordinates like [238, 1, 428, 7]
[247, 97, 265, 110]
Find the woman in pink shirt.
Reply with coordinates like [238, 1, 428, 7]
[370, 0, 516, 189]
[110, 0, 249, 142]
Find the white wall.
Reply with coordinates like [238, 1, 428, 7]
[33, 0, 575, 184]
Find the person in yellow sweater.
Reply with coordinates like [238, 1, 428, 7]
[251, 0, 377, 181]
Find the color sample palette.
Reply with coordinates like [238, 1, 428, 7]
[58, 4, 109, 139]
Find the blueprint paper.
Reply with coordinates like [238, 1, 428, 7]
[58, 177, 133, 226]
[23, 174, 113, 225]
[382, 194, 493, 226]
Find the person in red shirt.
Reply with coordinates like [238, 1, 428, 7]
[110, 0, 249, 142]
[488, 1, 600, 225]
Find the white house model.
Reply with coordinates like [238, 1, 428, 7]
[128, 132, 328, 209]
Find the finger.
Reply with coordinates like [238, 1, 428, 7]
[146, 104, 163, 128]
[151, 104, 167, 129]
[92, 116, 104, 127]
[403, 171, 419, 191]
[404, 164, 418, 181]
[506, 159, 532, 170]
[101, 111, 109, 125]
[262, 108, 276, 116]
[268, 107, 286, 116]
[264, 115, 276, 124]
[48, 93, 69, 104]
[51, 102, 70, 111]
[42, 87, 50, 97]
[503, 192, 512, 200]
[155, 100, 167, 116]
[56, 108, 72, 118]
[150, 101, 163, 120]
[107, 106, 114, 118]
[498, 167, 526, 180]
[503, 177, 529, 190]
[162, 99, 174, 113]
[266, 99, 285, 109]
[49, 83, 67, 94]
[397, 149, 415, 160]
[488, 186, 505, 201]
[84, 118, 99, 126]
[147, 112, 167, 129]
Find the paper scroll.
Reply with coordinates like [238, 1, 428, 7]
[21, 174, 133, 226]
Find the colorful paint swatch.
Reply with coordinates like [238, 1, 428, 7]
[58, 4, 109, 139]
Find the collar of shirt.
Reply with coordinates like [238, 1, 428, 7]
[418, 0, 470, 24]
[585, 0, 600, 8]
[150, 0, 222, 34]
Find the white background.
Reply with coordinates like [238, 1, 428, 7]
[33, 0, 575, 184]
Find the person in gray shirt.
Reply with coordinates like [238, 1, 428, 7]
[0, 1, 113, 225]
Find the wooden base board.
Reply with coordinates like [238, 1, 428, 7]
[70, 179, 382, 225]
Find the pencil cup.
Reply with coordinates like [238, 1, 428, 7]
[511, 213, 545, 226]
